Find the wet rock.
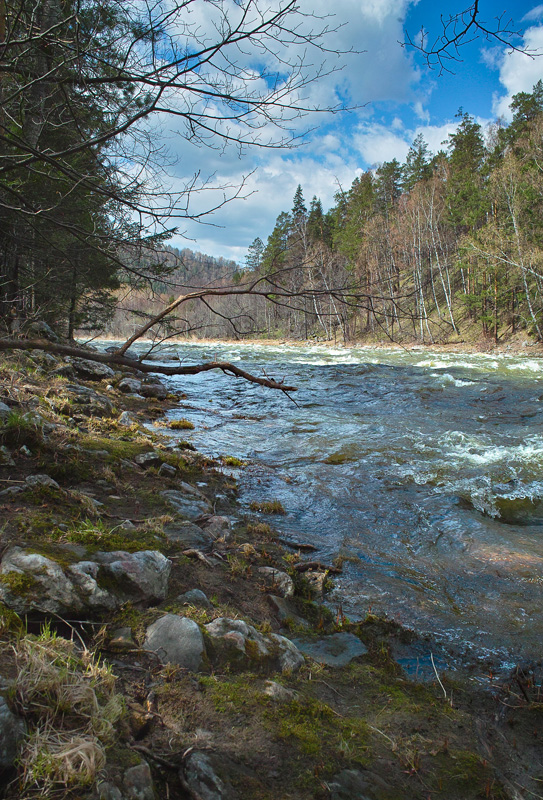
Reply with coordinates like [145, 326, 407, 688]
[123, 762, 155, 800]
[144, 614, 205, 670]
[70, 357, 116, 381]
[158, 462, 176, 478]
[0, 694, 25, 770]
[200, 516, 231, 542]
[161, 489, 211, 520]
[134, 451, 162, 469]
[25, 473, 60, 490]
[263, 681, 298, 703]
[139, 380, 168, 400]
[291, 632, 367, 667]
[177, 589, 213, 609]
[0, 401, 12, 420]
[164, 521, 216, 551]
[118, 411, 138, 427]
[258, 567, 294, 598]
[184, 752, 226, 800]
[205, 618, 304, 674]
[118, 377, 142, 394]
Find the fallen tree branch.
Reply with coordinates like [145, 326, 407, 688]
[182, 548, 213, 566]
[0, 338, 297, 392]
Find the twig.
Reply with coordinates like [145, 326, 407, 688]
[430, 652, 447, 700]
[182, 548, 213, 566]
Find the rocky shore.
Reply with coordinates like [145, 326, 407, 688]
[0, 344, 542, 800]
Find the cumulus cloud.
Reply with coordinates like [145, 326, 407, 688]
[493, 25, 543, 118]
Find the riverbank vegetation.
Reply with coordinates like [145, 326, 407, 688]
[1, 349, 542, 799]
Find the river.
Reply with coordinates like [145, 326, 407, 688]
[136, 341, 543, 667]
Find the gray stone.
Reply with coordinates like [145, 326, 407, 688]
[0, 446, 15, 467]
[19, 445, 32, 457]
[144, 614, 205, 671]
[263, 681, 298, 703]
[25, 473, 60, 490]
[0, 546, 171, 615]
[164, 521, 215, 551]
[118, 377, 142, 394]
[258, 567, 294, 598]
[29, 349, 59, 368]
[93, 550, 171, 604]
[139, 381, 168, 400]
[161, 490, 211, 520]
[118, 411, 138, 427]
[205, 618, 304, 674]
[0, 695, 25, 770]
[96, 781, 124, 800]
[266, 595, 309, 629]
[123, 762, 155, 800]
[291, 632, 367, 667]
[177, 589, 213, 609]
[184, 752, 225, 800]
[328, 769, 389, 800]
[200, 516, 231, 542]
[0, 486, 23, 497]
[25, 320, 60, 342]
[70, 357, 116, 381]
[96, 782, 123, 800]
[158, 462, 176, 478]
[134, 452, 162, 469]
[63, 384, 114, 416]
[0, 401, 11, 420]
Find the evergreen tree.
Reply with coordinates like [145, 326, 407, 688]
[245, 238, 265, 271]
[402, 134, 433, 191]
[445, 110, 488, 231]
[375, 159, 403, 212]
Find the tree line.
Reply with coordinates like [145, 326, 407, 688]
[231, 81, 543, 345]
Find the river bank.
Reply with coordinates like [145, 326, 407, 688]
[0, 345, 542, 799]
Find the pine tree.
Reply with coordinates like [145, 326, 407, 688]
[402, 134, 433, 191]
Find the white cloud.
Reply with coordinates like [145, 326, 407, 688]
[493, 25, 543, 118]
[523, 5, 543, 22]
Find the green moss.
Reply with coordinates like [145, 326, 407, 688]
[0, 571, 39, 596]
[79, 435, 149, 460]
[222, 456, 246, 467]
[0, 411, 44, 449]
[168, 418, 194, 430]
[0, 601, 24, 633]
[249, 500, 285, 515]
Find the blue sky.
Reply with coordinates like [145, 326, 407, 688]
[164, 0, 543, 264]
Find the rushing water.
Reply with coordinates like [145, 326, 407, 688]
[136, 340, 543, 666]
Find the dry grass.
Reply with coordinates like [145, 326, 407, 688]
[10, 624, 123, 797]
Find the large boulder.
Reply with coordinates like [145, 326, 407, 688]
[118, 377, 142, 394]
[204, 618, 304, 673]
[144, 614, 205, 670]
[0, 546, 171, 615]
[69, 357, 116, 381]
[25, 320, 60, 342]
[139, 380, 168, 400]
